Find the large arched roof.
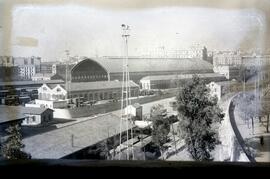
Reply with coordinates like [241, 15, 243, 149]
[71, 58, 108, 74]
[81, 57, 213, 74]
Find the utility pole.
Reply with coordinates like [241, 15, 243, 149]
[71, 134, 74, 147]
[65, 50, 70, 98]
[119, 24, 134, 160]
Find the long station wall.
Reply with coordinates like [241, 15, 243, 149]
[54, 89, 177, 119]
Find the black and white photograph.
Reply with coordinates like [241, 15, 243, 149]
[0, 0, 270, 175]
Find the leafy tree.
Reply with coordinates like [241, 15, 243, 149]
[0, 124, 31, 159]
[261, 102, 270, 133]
[150, 104, 170, 159]
[234, 94, 257, 134]
[176, 75, 224, 161]
[235, 93, 270, 134]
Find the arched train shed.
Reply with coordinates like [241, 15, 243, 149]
[68, 57, 214, 83]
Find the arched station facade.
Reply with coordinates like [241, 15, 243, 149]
[70, 59, 109, 82]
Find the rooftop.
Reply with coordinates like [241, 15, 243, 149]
[0, 106, 25, 124]
[32, 73, 56, 78]
[132, 103, 141, 108]
[0, 80, 64, 87]
[0, 105, 51, 122]
[57, 80, 139, 92]
[96, 57, 214, 73]
[46, 83, 65, 90]
[140, 73, 225, 81]
[23, 113, 133, 159]
[0, 106, 52, 124]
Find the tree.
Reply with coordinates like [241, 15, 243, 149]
[0, 124, 31, 159]
[236, 93, 270, 134]
[234, 94, 258, 134]
[257, 102, 270, 134]
[150, 104, 170, 159]
[176, 75, 224, 161]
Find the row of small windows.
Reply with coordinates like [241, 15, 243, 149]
[70, 92, 118, 100]
[39, 93, 65, 100]
[72, 74, 107, 80]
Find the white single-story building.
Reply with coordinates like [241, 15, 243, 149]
[0, 106, 54, 127]
[22, 107, 54, 126]
[125, 103, 143, 120]
[207, 81, 239, 101]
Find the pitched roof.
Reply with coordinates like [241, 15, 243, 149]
[32, 73, 55, 78]
[0, 106, 52, 124]
[0, 106, 25, 124]
[46, 84, 57, 89]
[95, 57, 213, 73]
[0, 80, 64, 87]
[56, 57, 213, 81]
[46, 83, 65, 90]
[132, 103, 141, 108]
[23, 113, 133, 159]
[2, 105, 51, 114]
[140, 73, 225, 81]
[64, 80, 139, 92]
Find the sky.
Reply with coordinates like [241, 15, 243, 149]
[3, 4, 268, 61]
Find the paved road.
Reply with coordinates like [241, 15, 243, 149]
[233, 93, 270, 162]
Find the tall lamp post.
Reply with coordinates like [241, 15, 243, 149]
[119, 24, 134, 160]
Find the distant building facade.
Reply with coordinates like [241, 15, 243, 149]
[18, 65, 36, 80]
[140, 73, 226, 90]
[213, 66, 240, 80]
[213, 52, 270, 81]
[31, 73, 62, 81]
[0, 56, 14, 67]
[0, 66, 20, 81]
[213, 51, 242, 67]
[0, 56, 41, 80]
[40, 62, 58, 74]
[207, 80, 257, 101]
